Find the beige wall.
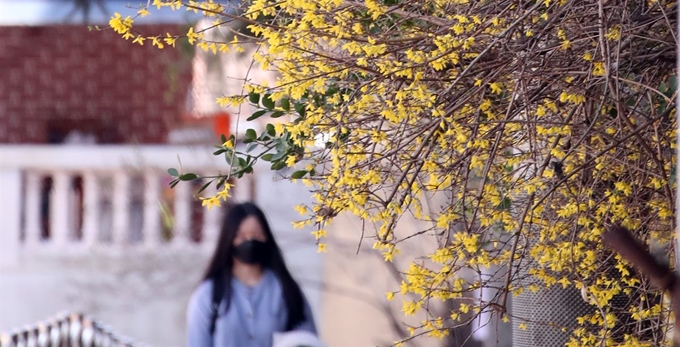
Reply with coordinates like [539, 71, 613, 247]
[319, 209, 452, 347]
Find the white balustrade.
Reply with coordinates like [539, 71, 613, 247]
[49, 172, 71, 247]
[23, 172, 41, 246]
[142, 170, 161, 248]
[81, 171, 100, 246]
[172, 181, 192, 246]
[0, 169, 21, 267]
[111, 172, 130, 245]
[0, 313, 141, 347]
[0, 145, 249, 259]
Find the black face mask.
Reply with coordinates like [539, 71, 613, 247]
[233, 240, 268, 265]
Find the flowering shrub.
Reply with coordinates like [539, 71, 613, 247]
[113, 0, 677, 345]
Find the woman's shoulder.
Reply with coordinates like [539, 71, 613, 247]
[189, 279, 214, 304]
[264, 269, 286, 291]
[196, 279, 214, 292]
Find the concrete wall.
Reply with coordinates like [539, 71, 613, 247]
[0, 249, 209, 346]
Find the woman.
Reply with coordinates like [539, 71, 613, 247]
[187, 202, 317, 347]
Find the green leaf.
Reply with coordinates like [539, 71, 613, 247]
[658, 101, 668, 114]
[271, 111, 285, 118]
[294, 103, 306, 118]
[338, 130, 351, 143]
[669, 75, 677, 92]
[660, 81, 668, 94]
[170, 179, 180, 188]
[197, 180, 212, 194]
[271, 161, 286, 170]
[247, 110, 268, 121]
[168, 168, 179, 177]
[291, 170, 307, 179]
[271, 150, 287, 161]
[325, 85, 340, 96]
[179, 173, 199, 181]
[280, 98, 290, 111]
[213, 149, 227, 155]
[261, 153, 274, 161]
[216, 177, 226, 189]
[670, 164, 677, 186]
[249, 92, 260, 104]
[246, 128, 257, 140]
[220, 134, 227, 143]
[262, 94, 275, 110]
[266, 123, 276, 136]
[608, 108, 618, 118]
[246, 143, 258, 153]
[497, 197, 512, 211]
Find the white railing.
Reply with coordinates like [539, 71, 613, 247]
[0, 145, 252, 265]
[0, 312, 143, 347]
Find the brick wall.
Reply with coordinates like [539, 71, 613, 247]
[0, 24, 192, 144]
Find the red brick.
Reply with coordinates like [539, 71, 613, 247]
[0, 24, 192, 144]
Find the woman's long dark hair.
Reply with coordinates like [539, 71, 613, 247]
[202, 202, 306, 332]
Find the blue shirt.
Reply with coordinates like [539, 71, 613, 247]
[186, 270, 316, 347]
